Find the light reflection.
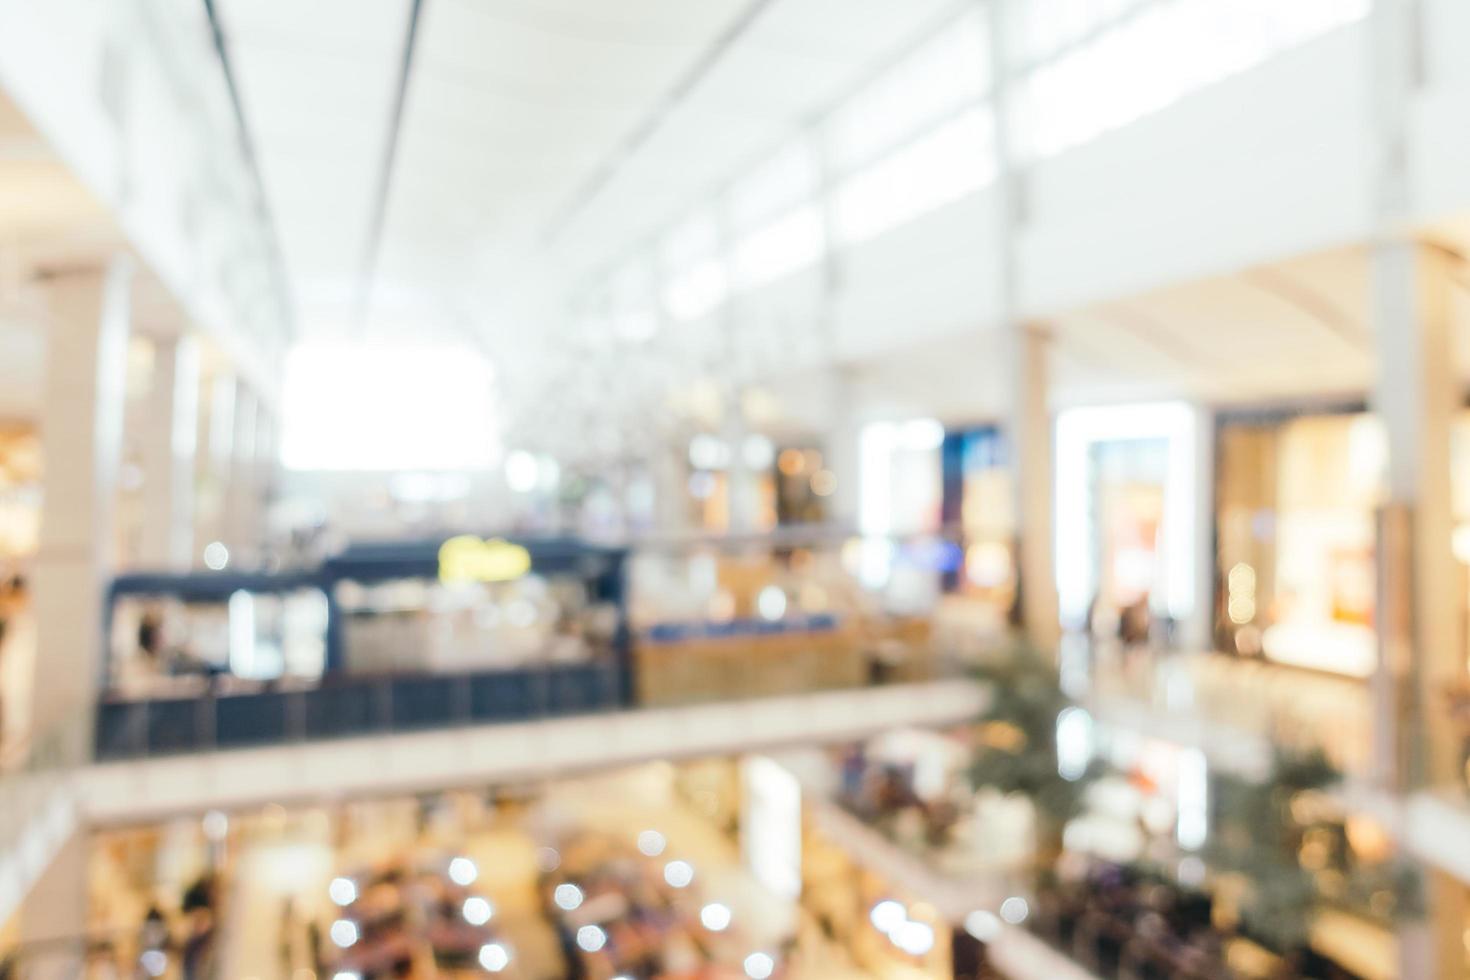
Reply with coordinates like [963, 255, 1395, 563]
[743, 952, 775, 979]
[448, 856, 478, 886]
[663, 860, 694, 888]
[554, 883, 584, 911]
[462, 896, 494, 925]
[478, 943, 510, 972]
[577, 925, 607, 953]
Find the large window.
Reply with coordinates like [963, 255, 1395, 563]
[1055, 402, 1203, 634]
[281, 342, 499, 471]
[728, 141, 819, 236]
[826, 9, 990, 175]
[731, 205, 825, 289]
[1007, 0, 1371, 160]
[661, 209, 728, 322]
[728, 141, 825, 290]
[606, 258, 659, 342]
[832, 107, 997, 246]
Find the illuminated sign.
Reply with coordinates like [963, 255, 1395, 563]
[438, 536, 531, 584]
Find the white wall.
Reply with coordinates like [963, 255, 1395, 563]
[0, 0, 290, 400]
[739, 17, 1470, 422]
[1409, 0, 1470, 226]
[1019, 26, 1373, 316]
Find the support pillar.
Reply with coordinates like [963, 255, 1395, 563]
[724, 389, 758, 534]
[1371, 247, 1468, 979]
[195, 374, 235, 565]
[226, 384, 257, 564]
[1368, 0, 1468, 970]
[1008, 325, 1060, 654]
[252, 401, 277, 562]
[654, 443, 690, 536]
[824, 370, 861, 533]
[987, 0, 1058, 655]
[30, 259, 132, 763]
[1188, 404, 1218, 652]
[18, 833, 88, 979]
[138, 335, 199, 569]
[1371, 243, 1460, 791]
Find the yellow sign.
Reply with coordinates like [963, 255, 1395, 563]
[438, 536, 532, 585]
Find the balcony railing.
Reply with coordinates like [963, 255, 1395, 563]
[93, 660, 625, 761]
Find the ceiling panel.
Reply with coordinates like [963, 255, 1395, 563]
[549, 0, 959, 280]
[367, 0, 753, 336]
[218, 0, 407, 332]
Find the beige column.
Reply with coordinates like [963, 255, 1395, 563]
[30, 259, 132, 760]
[1368, 0, 1467, 972]
[252, 400, 277, 560]
[1008, 325, 1060, 653]
[723, 389, 758, 534]
[18, 833, 89, 979]
[1372, 241, 1467, 980]
[138, 335, 199, 568]
[654, 444, 689, 535]
[226, 384, 257, 564]
[195, 373, 235, 565]
[987, 0, 1058, 654]
[824, 369, 861, 533]
[1188, 404, 1218, 652]
[1371, 243, 1460, 790]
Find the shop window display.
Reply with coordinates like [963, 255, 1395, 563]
[1085, 438, 1171, 645]
[107, 588, 330, 697]
[1055, 402, 1203, 648]
[939, 427, 1016, 635]
[1214, 408, 1383, 677]
[773, 446, 831, 526]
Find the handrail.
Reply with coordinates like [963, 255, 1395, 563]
[93, 659, 628, 762]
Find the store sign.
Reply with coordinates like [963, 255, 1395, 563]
[438, 536, 531, 584]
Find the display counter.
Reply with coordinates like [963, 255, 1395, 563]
[96, 537, 631, 758]
[628, 531, 942, 706]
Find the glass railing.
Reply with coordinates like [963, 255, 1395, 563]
[92, 651, 962, 763]
[1083, 639, 1374, 778]
[93, 659, 625, 760]
[91, 529, 972, 761]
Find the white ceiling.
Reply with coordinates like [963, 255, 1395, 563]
[786, 244, 1470, 430]
[215, 0, 960, 347]
[200, 2, 1470, 451]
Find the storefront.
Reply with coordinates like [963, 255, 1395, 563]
[1214, 403, 1382, 678]
[1055, 403, 1205, 645]
[775, 444, 835, 526]
[859, 419, 945, 540]
[686, 432, 779, 533]
[94, 538, 632, 758]
[940, 426, 1015, 618]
